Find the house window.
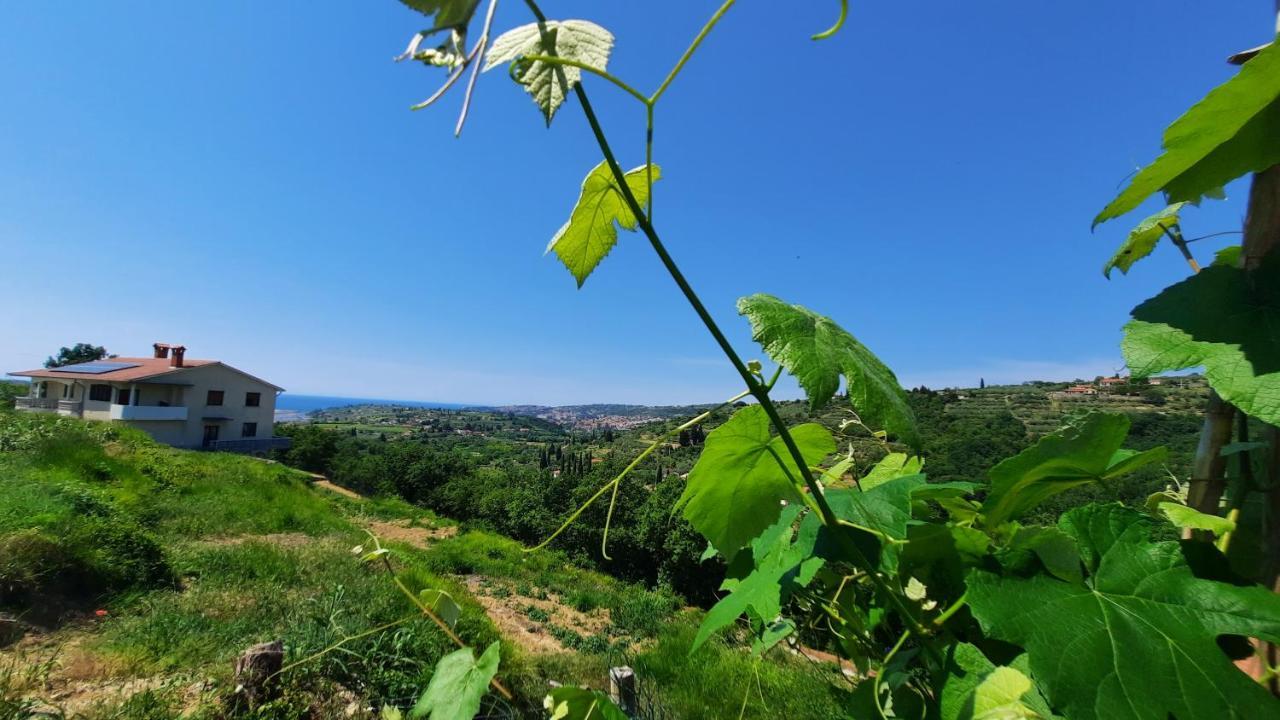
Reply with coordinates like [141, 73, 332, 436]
[116, 388, 131, 405]
[245, 392, 261, 407]
[241, 422, 258, 438]
[89, 384, 112, 402]
[207, 390, 224, 406]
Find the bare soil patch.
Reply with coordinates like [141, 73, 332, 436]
[366, 519, 457, 549]
[464, 576, 610, 655]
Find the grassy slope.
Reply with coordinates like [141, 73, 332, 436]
[0, 412, 847, 719]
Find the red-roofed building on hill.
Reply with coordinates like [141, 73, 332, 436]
[9, 343, 290, 454]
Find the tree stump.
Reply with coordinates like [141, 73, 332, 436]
[231, 639, 284, 710]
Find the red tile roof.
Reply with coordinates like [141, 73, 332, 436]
[9, 356, 216, 383]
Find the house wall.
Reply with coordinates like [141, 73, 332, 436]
[145, 363, 279, 448]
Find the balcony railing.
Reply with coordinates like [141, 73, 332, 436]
[109, 404, 188, 421]
[14, 397, 58, 412]
[208, 437, 293, 455]
[57, 400, 83, 417]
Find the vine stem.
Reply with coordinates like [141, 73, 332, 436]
[524, 388, 751, 557]
[513, 0, 937, 648]
[651, 0, 738, 104]
[571, 77, 934, 643]
[380, 555, 513, 700]
[1159, 223, 1201, 273]
[874, 628, 912, 719]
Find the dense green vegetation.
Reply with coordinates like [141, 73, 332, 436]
[0, 411, 846, 719]
[272, 381, 1206, 607]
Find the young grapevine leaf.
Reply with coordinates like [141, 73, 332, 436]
[939, 644, 1052, 720]
[483, 20, 614, 122]
[1157, 501, 1236, 537]
[546, 161, 660, 287]
[980, 413, 1165, 527]
[860, 452, 924, 490]
[1124, 255, 1280, 424]
[691, 506, 823, 653]
[677, 405, 834, 560]
[737, 294, 920, 448]
[1102, 203, 1185, 278]
[968, 504, 1280, 720]
[1095, 39, 1280, 226]
[411, 642, 500, 720]
[544, 687, 629, 720]
[398, 0, 480, 29]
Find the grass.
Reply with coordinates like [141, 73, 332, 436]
[0, 411, 851, 718]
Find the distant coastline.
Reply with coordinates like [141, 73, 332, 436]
[274, 393, 477, 421]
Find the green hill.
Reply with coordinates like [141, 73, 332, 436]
[0, 412, 846, 720]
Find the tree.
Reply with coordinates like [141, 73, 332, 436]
[44, 343, 111, 368]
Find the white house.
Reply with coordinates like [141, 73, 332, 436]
[9, 343, 291, 454]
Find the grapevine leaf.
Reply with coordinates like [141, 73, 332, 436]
[544, 687, 628, 720]
[737, 294, 920, 448]
[691, 509, 823, 653]
[825, 474, 926, 541]
[1124, 255, 1280, 424]
[418, 589, 461, 628]
[751, 618, 796, 656]
[398, 0, 480, 29]
[1102, 203, 1185, 278]
[546, 161, 659, 287]
[939, 644, 1052, 720]
[861, 452, 924, 490]
[1157, 501, 1235, 537]
[1213, 245, 1242, 267]
[1003, 526, 1083, 584]
[968, 503, 1280, 720]
[483, 20, 614, 122]
[1095, 39, 1280, 225]
[411, 642, 500, 720]
[980, 413, 1165, 527]
[678, 405, 833, 560]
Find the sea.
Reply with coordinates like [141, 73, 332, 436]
[274, 394, 477, 421]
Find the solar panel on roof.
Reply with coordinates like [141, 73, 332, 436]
[48, 361, 141, 374]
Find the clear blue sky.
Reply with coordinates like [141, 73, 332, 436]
[0, 2, 1270, 405]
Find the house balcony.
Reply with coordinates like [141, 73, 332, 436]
[109, 404, 188, 421]
[14, 397, 58, 413]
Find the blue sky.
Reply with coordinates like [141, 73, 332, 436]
[0, 2, 1270, 405]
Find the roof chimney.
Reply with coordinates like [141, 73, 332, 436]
[153, 343, 170, 359]
[170, 346, 186, 368]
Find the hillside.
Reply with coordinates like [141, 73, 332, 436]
[0, 412, 847, 719]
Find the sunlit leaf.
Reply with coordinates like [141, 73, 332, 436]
[980, 413, 1165, 527]
[1095, 39, 1280, 225]
[678, 405, 833, 560]
[1124, 255, 1280, 424]
[544, 687, 628, 720]
[861, 452, 924, 490]
[545, 161, 659, 287]
[419, 588, 462, 628]
[411, 642, 500, 720]
[969, 504, 1280, 720]
[738, 294, 920, 447]
[483, 20, 614, 122]
[1157, 501, 1235, 537]
[940, 644, 1051, 720]
[1102, 203, 1185, 278]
